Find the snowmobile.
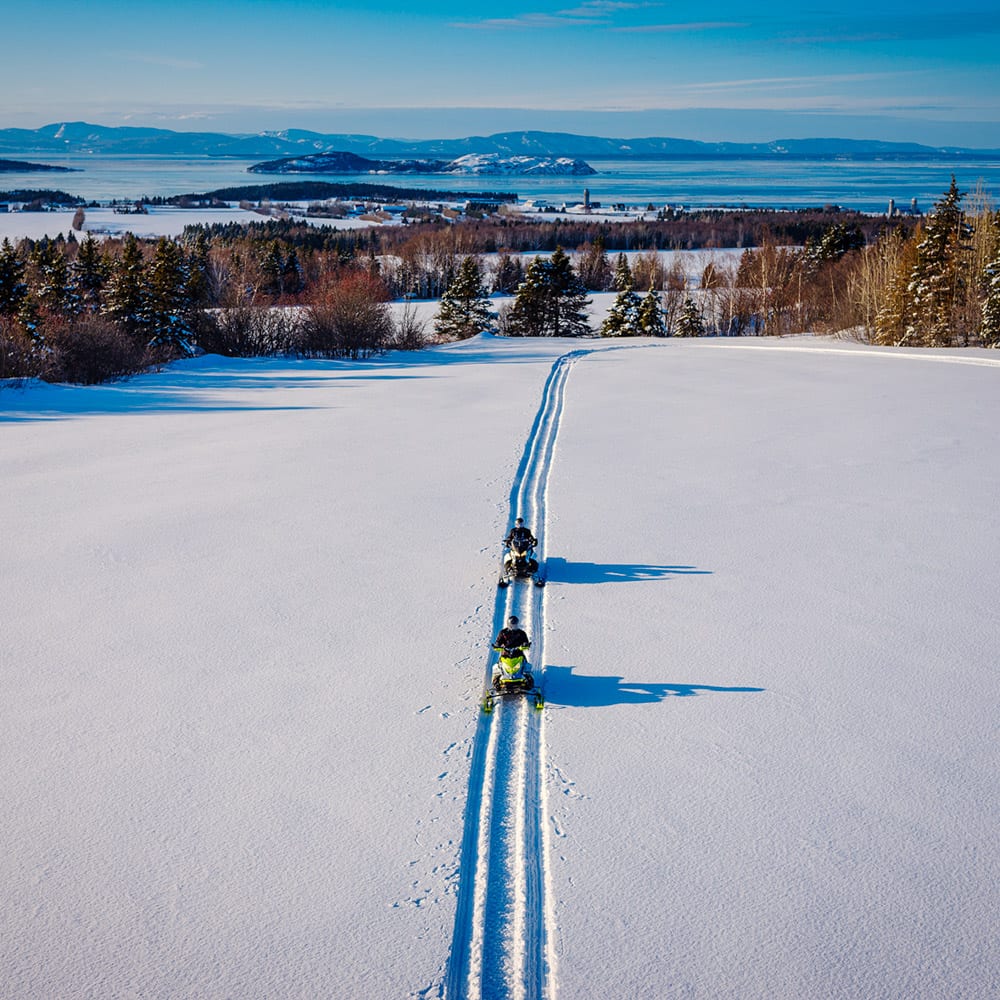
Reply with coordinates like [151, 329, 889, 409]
[482, 645, 544, 713]
[498, 539, 545, 588]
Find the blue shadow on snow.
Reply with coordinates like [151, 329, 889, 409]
[543, 556, 711, 585]
[542, 665, 764, 708]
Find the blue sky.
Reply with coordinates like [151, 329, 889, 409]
[4, 1, 999, 145]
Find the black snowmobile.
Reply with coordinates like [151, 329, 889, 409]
[498, 536, 545, 588]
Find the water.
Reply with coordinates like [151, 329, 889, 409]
[3, 153, 1000, 213]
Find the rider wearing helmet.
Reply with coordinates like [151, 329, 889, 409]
[494, 615, 530, 652]
[504, 517, 537, 552]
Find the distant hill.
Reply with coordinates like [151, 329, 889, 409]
[1, 122, 998, 160]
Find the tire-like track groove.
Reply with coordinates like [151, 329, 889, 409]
[445, 350, 587, 999]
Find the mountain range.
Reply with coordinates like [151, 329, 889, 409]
[2, 122, 999, 160]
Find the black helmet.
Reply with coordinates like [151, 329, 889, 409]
[515, 517, 524, 526]
[507, 615, 519, 626]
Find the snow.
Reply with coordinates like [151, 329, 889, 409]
[2, 335, 998, 999]
[0, 205, 385, 243]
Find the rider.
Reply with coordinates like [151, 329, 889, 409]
[504, 517, 537, 552]
[494, 615, 530, 654]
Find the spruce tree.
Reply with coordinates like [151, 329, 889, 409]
[0, 238, 27, 317]
[506, 255, 551, 337]
[146, 237, 191, 354]
[547, 246, 591, 337]
[30, 238, 71, 315]
[637, 285, 667, 337]
[435, 255, 493, 340]
[71, 235, 108, 313]
[600, 279, 641, 337]
[102, 235, 148, 338]
[675, 296, 706, 337]
[612, 252, 632, 291]
[184, 229, 213, 308]
[981, 246, 1000, 348]
[904, 176, 970, 346]
[281, 248, 303, 295]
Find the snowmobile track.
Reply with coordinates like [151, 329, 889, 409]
[445, 350, 587, 1000]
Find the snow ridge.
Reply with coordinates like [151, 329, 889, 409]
[445, 351, 586, 1000]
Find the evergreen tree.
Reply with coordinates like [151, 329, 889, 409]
[30, 238, 71, 315]
[507, 248, 590, 337]
[281, 247, 304, 295]
[612, 252, 632, 291]
[184, 229, 213, 307]
[102, 235, 148, 337]
[981, 245, 1000, 348]
[506, 255, 549, 336]
[903, 176, 971, 346]
[260, 240, 284, 297]
[637, 285, 667, 337]
[600, 279, 641, 337]
[71, 235, 108, 313]
[146, 237, 192, 354]
[0, 238, 27, 317]
[435, 256, 493, 340]
[675, 296, 706, 337]
[546, 246, 591, 337]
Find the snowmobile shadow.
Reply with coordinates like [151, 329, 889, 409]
[543, 665, 763, 708]
[544, 557, 711, 585]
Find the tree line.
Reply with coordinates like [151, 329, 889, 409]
[2, 180, 997, 385]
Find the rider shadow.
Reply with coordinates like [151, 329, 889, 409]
[542, 665, 764, 708]
[543, 557, 711, 585]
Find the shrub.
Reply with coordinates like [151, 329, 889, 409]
[40, 315, 146, 384]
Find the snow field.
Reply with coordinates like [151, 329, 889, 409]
[2, 335, 999, 999]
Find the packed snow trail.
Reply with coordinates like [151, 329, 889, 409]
[445, 350, 588, 1000]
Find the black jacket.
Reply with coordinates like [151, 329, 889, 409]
[494, 627, 530, 650]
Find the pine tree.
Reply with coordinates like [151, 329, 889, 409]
[637, 285, 667, 337]
[102, 235, 147, 337]
[146, 237, 192, 354]
[612, 252, 632, 291]
[506, 255, 551, 337]
[435, 256, 493, 340]
[260, 240, 284, 297]
[903, 176, 971, 346]
[981, 246, 1000, 348]
[507, 248, 591, 337]
[600, 278, 641, 337]
[0, 238, 27, 317]
[281, 247, 304, 295]
[71, 235, 108, 313]
[547, 246, 591, 337]
[30, 238, 71, 315]
[675, 296, 706, 337]
[184, 229, 213, 307]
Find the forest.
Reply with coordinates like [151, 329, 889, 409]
[1, 180, 998, 385]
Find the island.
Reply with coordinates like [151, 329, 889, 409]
[248, 151, 596, 176]
[0, 158, 76, 173]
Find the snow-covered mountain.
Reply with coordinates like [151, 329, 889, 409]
[2, 121, 997, 159]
